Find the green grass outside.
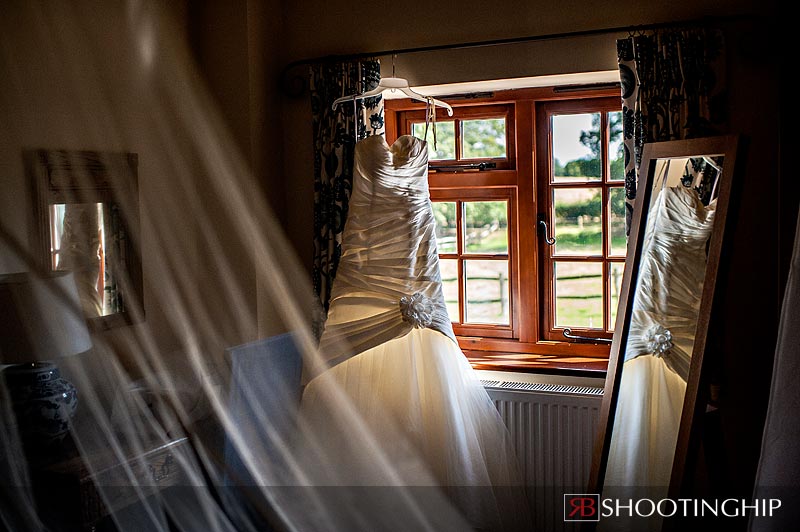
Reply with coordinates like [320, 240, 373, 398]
[440, 223, 625, 329]
[555, 222, 626, 253]
[465, 227, 508, 253]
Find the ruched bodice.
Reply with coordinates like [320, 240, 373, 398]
[302, 134, 532, 531]
[313, 135, 456, 376]
[625, 185, 716, 381]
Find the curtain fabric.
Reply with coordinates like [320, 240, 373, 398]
[310, 60, 384, 336]
[750, 210, 800, 531]
[617, 29, 726, 232]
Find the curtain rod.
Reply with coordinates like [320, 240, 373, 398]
[282, 14, 748, 73]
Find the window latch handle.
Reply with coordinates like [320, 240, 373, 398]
[537, 214, 556, 245]
[563, 328, 613, 344]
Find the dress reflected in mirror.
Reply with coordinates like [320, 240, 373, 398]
[605, 185, 717, 494]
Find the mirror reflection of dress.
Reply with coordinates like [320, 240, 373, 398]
[57, 203, 103, 317]
[606, 185, 716, 496]
[301, 134, 530, 531]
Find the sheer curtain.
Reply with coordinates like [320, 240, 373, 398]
[750, 209, 800, 531]
[0, 3, 469, 531]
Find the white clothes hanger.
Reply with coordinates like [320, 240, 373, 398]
[702, 156, 722, 173]
[331, 77, 453, 116]
[703, 156, 723, 201]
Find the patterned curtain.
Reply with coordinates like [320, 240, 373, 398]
[310, 60, 384, 336]
[617, 28, 726, 232]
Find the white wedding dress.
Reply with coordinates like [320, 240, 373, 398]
[605, 185, 716, 496]
[301, 134, 530, 531]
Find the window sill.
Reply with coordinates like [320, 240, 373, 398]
[465, 349, 608, 376]
[458, 336, 609, 377]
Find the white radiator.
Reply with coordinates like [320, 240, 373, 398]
[483, 379, 603, 532]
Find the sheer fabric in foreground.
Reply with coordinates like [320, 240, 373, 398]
[606, 186, 716, 493]
[303, 135, 532, 531]
[0, 3, 478, 532]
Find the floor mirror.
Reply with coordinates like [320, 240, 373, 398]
[587, 135, 743, 530]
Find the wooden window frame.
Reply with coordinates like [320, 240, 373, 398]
[537, 98, 626, 342]
[430, 188, 518, 339]
[385, 87, 621, 371]
[399, 104, 516, 171]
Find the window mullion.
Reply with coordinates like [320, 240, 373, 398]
[457, 201, 465, 323]
[603, 260, 610, 331]
[454, 119, 462, 161]
[601, 111, 610, 332]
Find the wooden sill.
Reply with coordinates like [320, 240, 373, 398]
[464, 349, 608, 376]
[458, 335, 610, 377]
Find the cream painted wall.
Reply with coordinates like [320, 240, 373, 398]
[187, 0, 318, 339]
[0, 1, 267, 371]
[282, 0, 760, 61]
[0, 2, 191, 359]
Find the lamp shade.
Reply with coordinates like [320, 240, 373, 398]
[0, 271, 92, 363]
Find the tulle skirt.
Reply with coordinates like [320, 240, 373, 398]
[605, 354, 687, 492]
[300, 328, 531, 531]
[598, 355, 687, 532]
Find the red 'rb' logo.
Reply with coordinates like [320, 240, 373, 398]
[564, 494, 600, 522]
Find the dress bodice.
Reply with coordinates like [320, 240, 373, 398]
[625, 186, 717, 380]
[313, 135, 456, 377]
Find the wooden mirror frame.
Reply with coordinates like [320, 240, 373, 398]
[27, 149, 143, 331]
[588, 135, 743, 504]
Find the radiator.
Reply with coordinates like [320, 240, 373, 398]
[483, 379, 603, 532]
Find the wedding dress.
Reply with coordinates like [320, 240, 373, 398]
[605, 185, 716, 495]
[300, 134, 530, 531]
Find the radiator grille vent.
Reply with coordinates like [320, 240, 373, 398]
[481, 379, 603, 397]
[484, 382, 603, 531]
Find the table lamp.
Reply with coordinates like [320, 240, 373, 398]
[0, 271, 92, 449]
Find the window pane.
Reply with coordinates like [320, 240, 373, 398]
[609, 262, 625, 330]
[553, 188, 602, 255]
[462, 118, 506, 159]
[552, 113, 601, 182]
[608, 111, 624, 181]
[433, 201, 457, 254]
[464, 201, 508, 254]
[555, 262, 603, 328]
[465, 260, 509, 325]
[609, 187, 627, 256]
[439, 258, 460, 322]
[412, 121, 456, 160]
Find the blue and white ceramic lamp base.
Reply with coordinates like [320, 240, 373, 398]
[2, 362, 78, 447]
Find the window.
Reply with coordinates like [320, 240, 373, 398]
[386, 89, 622, 365]
[433, 193, 516, 339]
[538, 101, 626, 341]
[403, 104, 515, 170]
